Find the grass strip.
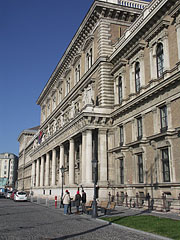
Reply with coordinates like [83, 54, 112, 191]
[101, 215, 180, 240]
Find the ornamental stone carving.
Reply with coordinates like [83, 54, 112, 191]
[82, 84, 94, 106]
[70, 101, 76, 119]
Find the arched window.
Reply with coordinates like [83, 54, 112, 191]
[156, 43, 164, 78]
[118, 76, 123, 104]
[135, 62, 140, 93]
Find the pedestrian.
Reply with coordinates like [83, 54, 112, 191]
[81, 190, 86, 214]
[75, 190, 81, 214]
[63, 190, 70, 215]
[67, 191, 73, 214]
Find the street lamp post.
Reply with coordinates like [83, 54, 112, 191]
[92, 159, 98, 218]
[60, 165, 67, 208]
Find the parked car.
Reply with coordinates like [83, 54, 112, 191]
[14, 191, 27, 202]
[5, 191, 13, 199]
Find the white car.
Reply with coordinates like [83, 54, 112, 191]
[14, 191, 28, 201]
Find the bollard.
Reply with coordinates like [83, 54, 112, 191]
[125, 192, 128, 207]
[55, 196, 57, 208]
[136, 193, 139, 208]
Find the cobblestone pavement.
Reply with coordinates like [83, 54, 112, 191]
[0, 198, 173, 240]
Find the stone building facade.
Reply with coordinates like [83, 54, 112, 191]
[0, 153, 18, 189]
[18, 0, 180, 201]
[18, 126, 39, 192]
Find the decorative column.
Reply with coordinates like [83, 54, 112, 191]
[59, 144, 64, 184]
[131, 119, 136, 141]
[129, 62, 135, 94]
[166, 101, 173, 131]
[98, 129, 107, 184]
[142, 114, 146, 140]
[86, 130, 93, 184]
[36, 158, 40, 187]
[176, 16, 180, 61]
[114, 76, 118, 105]
[139, 51, 145, 87]
[149, 46, 157, 80]
[45, 152, 50, 186]
[163, 34, 170, 72]
[32, 161, 36, 188]
[40, 155, 45, 187]
[81, 131, 86, 184]
[152, 107, 159, 134]
[52, 148, 56, 186]
[69, 138, 75, 185]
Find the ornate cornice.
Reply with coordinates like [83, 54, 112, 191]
[143, 17, 171, 42]
[110, 0, 178, 65]
[37, 1, 142, 106]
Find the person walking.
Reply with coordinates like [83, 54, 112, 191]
[75, 190, 81, 214]
[63, 190, 70, 215]
[81, 190, 86, 214]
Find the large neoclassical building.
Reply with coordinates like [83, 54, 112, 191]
[18, 0, 180, 202]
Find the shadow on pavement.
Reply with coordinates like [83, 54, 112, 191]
[51, 222, 111, 239]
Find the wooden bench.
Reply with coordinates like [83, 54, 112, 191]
[105, 202, 116, 215]
[98, 201, 109, 214]
[85, 200, 93, 214]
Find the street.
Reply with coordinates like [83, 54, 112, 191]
[0, 198, 167, 240]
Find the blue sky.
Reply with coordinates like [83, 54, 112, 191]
[0, 0, 151, 156]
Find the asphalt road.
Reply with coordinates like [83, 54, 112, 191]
[0, 198, 169, 240]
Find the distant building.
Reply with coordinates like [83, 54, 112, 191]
[17, 126, 39, 192]
[0, 153, 18, 189]
[18, 0, 180, 204]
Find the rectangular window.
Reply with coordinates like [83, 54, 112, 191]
[135, 62, 140, 93]
[120, 158, 124, 184]
[118, 77, 123, 104]
[75, 64, 80, 82]
[160, 106, 168, 133]
[66, 78, 70, 95]
[120, 125, 124, 146]
[138, 154, 143, 183]
[162, 148, 170, 182]
[137, 117, 143, 140]
[86, 48, 93, 70]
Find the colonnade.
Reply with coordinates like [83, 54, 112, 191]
[31, 129, 108, 189]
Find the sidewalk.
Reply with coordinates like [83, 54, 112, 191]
[31, 197, 180, 221]
[97, 205, 180, 221]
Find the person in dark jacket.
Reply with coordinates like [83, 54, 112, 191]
[75, 190, 81, 214]
[81, 190, 86, 214]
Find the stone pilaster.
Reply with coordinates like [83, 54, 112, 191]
[59, 144, 64, 184]
[81, 131, 86, 184]
[32, 161, 36, 188]
[45, 152, 50, 186]
[69, 139, 75, 185]
[36, 158, 40, 187]
[86, 130, 93, 184]
[52, 148, 56, 186]
[98, 129, 107, 184]
[40, 155, 45, 187]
